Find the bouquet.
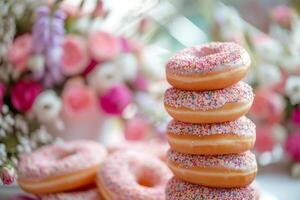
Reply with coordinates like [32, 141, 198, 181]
[0, 0, 167, 185]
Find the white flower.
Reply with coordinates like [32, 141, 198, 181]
[87, 63, 123, 93]
[291, 162, 300, 178]
[141, 45, 170, 80]
[32, 90, 62, 123]
[285, 76, 300, 105]
[279, 51, 300, 73]
[28, 54, 45, 74]
[254, 36, 283, 63]
[118, 54, 138, 81]
[256, 63, 282, 87]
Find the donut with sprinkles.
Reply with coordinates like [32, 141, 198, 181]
[97, 150, 172, 200]
[166, 149, 257, 188]
[18, 141, 107, 194]
[164, 81, 254, 123]
[167, 116, 256, 155]
[166, 42, 251, 91]
[166, 177, 260, 200]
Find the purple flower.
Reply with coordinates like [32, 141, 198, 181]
[31, 6, 65, 87]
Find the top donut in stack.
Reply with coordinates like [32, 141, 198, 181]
[164, 42, 257, 189]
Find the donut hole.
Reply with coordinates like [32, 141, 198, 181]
[57, 150, 76, 160]
[196, 47, 220, 58]
[135, 166, 160, 188]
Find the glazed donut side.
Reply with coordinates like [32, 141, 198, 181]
[166, 177, 260, 200]
[165, 102, 252, 123]
[18, 166, 100, 194]
[166, 42, 251, 90]
[166, 150, 257, 188]
[167, 117, 256, 155]
[164, 81, 254, 123]
[166, 65, 250, 91]
[18, 141, 107, 194]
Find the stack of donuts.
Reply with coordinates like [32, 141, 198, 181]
[164, 42, 260, 199]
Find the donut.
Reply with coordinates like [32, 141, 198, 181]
[18, 141, 107, 194]
[166, 42, 251, 91]
[167, 116, 256, 155]
[166, 149, 257, 188]
[107, 140, 168, 161]
[97, 151, 172, 200]
[166, 177, 259, 200]
[164, 81, 254, 123]
[40, 187, 102, 200]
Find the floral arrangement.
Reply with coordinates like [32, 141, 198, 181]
[0, 0, 167, 185]
[211, 4, 300, 176]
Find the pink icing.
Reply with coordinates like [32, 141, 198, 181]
[167, 149, 256, 171]
[164, 81, 253, 111]
[98, 151, 172, 200]
[166, 42, 250, 75]
[41, 188, 101, 200]
[167, 116, 255, 137]
[166, 177, 258, 200]
[18, 141, 107, 180]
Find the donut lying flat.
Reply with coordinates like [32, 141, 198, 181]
[166, 149, 257, 188]
[166, 42, 251, 91]
[166, 177, 259, 200]
[164, 81, 254, 123]
[167, 117, 256, 155]
[18, 141, 107, 194]
[40, 187, 102, 200]
[97, 151, 172, 200]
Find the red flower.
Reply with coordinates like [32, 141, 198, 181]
[11, 80, 42, 112]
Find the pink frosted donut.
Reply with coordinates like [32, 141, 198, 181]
[166, 42, 251, 90]
[167, 149, 257, 188]
[164, 81, 254, 123]
[107, 140, 168, 161]
[40, 188, 102, 200]
[18, 141, 107, 194]
[166, 177, 259, 200]
[97, 151, 172, 200]
[167, 116, 256, 155]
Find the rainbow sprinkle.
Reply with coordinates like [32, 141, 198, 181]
[167, 149, 257, 171]
[166, 177, 258, 200]
[167, 116, 255, 137]
[166, 42, 250, 75]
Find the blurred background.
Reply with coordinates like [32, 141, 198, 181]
[1, 0, 300, 199]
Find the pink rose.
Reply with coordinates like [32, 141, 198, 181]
[271, 5, 295, 29]
[0, 82, 5, 108]
[8, 34, 32, 72]
[88, 31, 120, 62]
[62, 78, 97, 119]
[98, 84, 132, 115]
[292, 108, 300, 125]
[61, 35, 89, 76]
[132, 72, 148, 91]
[124, 118, 148, 141]
[286, 132, 300, 161]
[1, 166, 16, 185]
[255, 124, 276, 152]
[11, 80, 42, 112]
[250, 89, 285, 123]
